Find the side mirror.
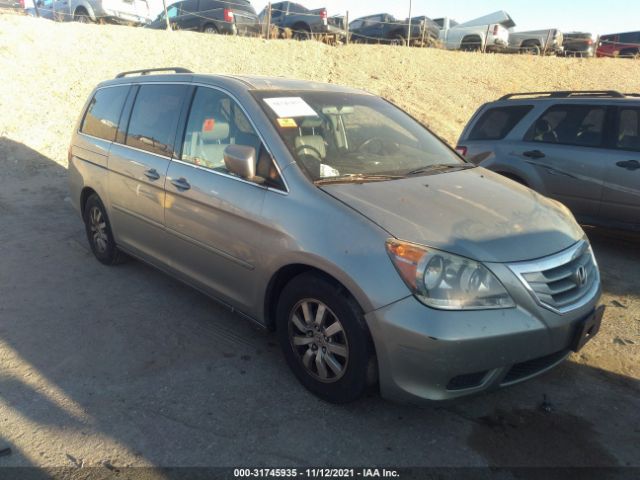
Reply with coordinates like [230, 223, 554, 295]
[223, 145, 256, 179]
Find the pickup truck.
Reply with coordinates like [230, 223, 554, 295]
[260, 1, 346, 42]
[435, 11, 512, 52]
[50, 0, 152, 24]
[349, 13, 438, 47]
[508, 29, 564, 55]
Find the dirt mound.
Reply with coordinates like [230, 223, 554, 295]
[2, 13, 639, 166]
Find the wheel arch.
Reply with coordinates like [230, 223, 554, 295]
[263, 263, 367, 332]
[291, 21, 311, 33]
[80, 186, 98, 214]
[73, 2, 95, 21]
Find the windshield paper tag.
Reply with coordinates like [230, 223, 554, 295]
[264, 97, 318, 118]
[277, 118, 298, 128]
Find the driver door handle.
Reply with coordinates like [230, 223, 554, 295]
[171, 177, 191, 191]
[616, 160, 640, 171]
[523, 150, 546, 159]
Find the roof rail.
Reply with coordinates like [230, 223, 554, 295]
[624, 93, 640, 98]
[115, 67, 193, 79]
[499, 90, 626, 100]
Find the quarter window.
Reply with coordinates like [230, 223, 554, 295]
[616, 108, 640, 152]
[181, 87, 284, 189]
[468, 105, 533, 141]
[125, 84, 188, 157]
[80, 86, 129, 142]
[527, 105, 606, 148]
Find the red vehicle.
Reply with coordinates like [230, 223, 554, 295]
[597, 30, 640, 58]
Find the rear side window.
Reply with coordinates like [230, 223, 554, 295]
[619, 32, 640, 43]
[80, 86, 129, 142]
[527, 105, 606, 148]
[616, 108, 640, 151]
[181, 0, 198, 13]
[125, 84, 188, 157]
[467, 105, 533, 141]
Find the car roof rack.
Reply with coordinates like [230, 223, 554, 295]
[115, 67, 193, 78]
[499, 90, 626, 100]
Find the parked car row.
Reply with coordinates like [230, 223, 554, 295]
[16, 0, 640, 59]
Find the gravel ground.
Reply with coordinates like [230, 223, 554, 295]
[0, 12, 638, 471]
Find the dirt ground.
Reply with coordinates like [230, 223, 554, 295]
[0, 12, 639, 472]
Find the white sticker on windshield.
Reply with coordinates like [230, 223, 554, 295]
[264, 97, 318, 118]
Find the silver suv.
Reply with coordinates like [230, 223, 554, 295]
[457, 91, 640, 232]
[68, 69, 603, 404]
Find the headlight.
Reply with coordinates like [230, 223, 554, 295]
[386, 239, 515, 310]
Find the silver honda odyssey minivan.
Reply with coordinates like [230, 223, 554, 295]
[68, 68, 604, 404]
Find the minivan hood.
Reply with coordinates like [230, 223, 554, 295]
[320, 168, 583, 263]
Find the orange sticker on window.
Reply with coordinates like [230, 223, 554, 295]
[277, 118, 298, 128]
[203, 118, 215, 131]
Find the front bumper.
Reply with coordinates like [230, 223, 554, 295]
[365, 266, 602, 403]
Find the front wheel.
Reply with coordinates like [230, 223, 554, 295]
[276, 273, 375, 403]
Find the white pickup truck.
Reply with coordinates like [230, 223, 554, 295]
[434, 10, 513, 52]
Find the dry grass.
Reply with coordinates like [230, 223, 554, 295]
[2, 12, 640, 167]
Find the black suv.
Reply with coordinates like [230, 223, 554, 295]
[147, 0, 261, 36]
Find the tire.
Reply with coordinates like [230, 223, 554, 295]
[461, 39, 481, 52]
[389, 35, 406, 47]
[203, 24, 217, 34]
[74, 8, 91, 23]
[276, 272, 375, 404]
[83, 194, 126, 266]
[292, 25, 311, 41]
[523, 44, 541, 55]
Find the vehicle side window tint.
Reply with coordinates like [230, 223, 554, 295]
[182, 0, 198, 13]
[467, 105, 533, 141]
[527, 105, 606, 148]
[616, 109, 640, 152]
[80, 86, 129, 142]
[181, 87, 284, 189]
[166, 3, 179, 18]
[126, 84, 187, 157]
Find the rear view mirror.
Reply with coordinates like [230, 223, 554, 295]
[224, 145, 256, 179]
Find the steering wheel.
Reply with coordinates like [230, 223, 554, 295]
[357, 137, 386, 155]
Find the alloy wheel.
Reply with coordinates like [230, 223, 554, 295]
[288, 299, 349, 383]
[89, 206, 108, 254]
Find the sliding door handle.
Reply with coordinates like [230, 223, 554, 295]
[170, 177, 191, 191]
[523, 150, 546, 159]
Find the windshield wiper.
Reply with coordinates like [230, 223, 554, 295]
[315, 173, 404, 185]
[405, 163, 476, 177]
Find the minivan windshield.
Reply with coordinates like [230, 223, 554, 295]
[253, 91, 468, 183]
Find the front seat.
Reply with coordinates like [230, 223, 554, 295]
[534, 119, 558, 143]
[198, 119, 230, 169]
[294, 118, 326, 160]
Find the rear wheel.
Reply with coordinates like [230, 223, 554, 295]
[203, 24, 218, 34]
[276, 273, 375, 403]
[292, 25, 311, 41]
[389, 34, 406, 46]
[83, 194, 126, 266]
[461, 38, 482, 51]
[74, 8, 91, 23]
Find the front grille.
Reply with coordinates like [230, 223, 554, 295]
[446, 370, 488, 391]
[502, 350, 568, 384]
[509, 241, 599, 313]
